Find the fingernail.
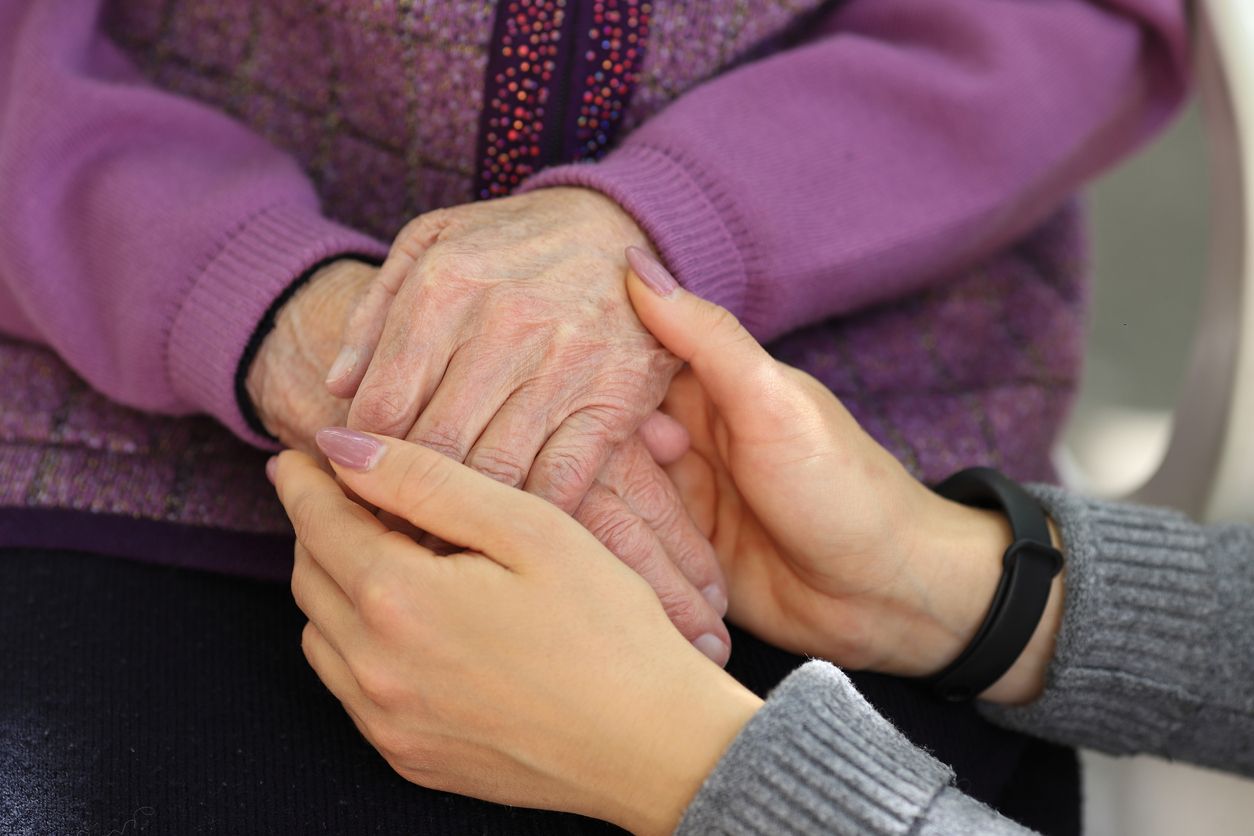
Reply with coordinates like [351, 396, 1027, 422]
[702, 583, 729, 617]
[693, 633, 731, 667]
[315, 427, 385, 472]
[265, 456, 278, 486]
[626, 245, 678, 297]
[325, 346, 358, 385]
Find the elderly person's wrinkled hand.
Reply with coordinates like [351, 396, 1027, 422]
[326, 187, 678, 514]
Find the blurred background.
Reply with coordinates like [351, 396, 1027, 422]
[1070, 100, 1254, 835]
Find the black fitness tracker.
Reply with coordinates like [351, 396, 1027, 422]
[922, 467, 1064, 702]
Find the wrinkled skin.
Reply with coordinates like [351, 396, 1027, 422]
[246, 213, 730, 657]
[328, 187, 682, 517]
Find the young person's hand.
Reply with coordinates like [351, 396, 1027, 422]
[625, 248, 1062, 701]
[273, 431, 760, 835]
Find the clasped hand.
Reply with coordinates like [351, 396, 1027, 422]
[272, 258, 1059, 833]
[248, 187, 730, 661]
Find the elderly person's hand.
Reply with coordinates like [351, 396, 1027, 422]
[272, 431, 761, 835]
[246, 258, 376, 452]
[325, 187, 678, 513]
[247, 253, 732, 662]
[625, 250, 1062, 703]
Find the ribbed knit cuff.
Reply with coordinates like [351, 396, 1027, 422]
[980, 487, 1218, 756]
[915, 787, 1034, 836]
[519, 144, 756, 322]
[166, 204, 388, 449]
[677, 661, 953, 836]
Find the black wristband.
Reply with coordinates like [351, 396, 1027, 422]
[921, 467, 1064, 702]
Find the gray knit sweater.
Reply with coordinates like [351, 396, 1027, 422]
[677, 487, 1254, 835]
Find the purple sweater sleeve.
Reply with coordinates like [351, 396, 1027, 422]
[0, 1, 387, 447]
[523, 0, 1189, 340]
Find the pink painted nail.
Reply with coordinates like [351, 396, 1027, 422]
[316, 427, 385, 472]
[265, 456, 278, 486]
[626, 245, 678, 297]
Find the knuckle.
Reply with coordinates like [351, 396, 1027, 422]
[413, 423, 468, 462]
[392, 209, 456, 254]
[389, 219, 426, 259]
[421, 251, 480, 295]
[620, 467, 674, 519]
[709, 306, 747, 341]
[290, 565, 310, 614]
[467, 447, 528, 486]
[656, 586, 703, 630]
[585, 509, 651, 564]
[356, 662, 407, 709]
[386, 738, 439, 779]
[535, 447, 595, 505]
[357, 572, 408, 633]
[394, 451, 453, 519]
[299, 621, 320, 658]
[352, 388, 413, 436]
[287, 491, 328, 544]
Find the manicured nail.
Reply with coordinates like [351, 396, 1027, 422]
[325, 346, 358, 385]
[265, 456, 278, 486]
[626, 245, 678, 297]
[702, 583, 729, 617]
[316, 427, 385, 471]
[693, 633, 730, 667]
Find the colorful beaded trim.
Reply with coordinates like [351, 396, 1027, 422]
[476, 0, 651, 200]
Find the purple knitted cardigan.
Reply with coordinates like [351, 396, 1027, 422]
[0, 0, 1187, 579]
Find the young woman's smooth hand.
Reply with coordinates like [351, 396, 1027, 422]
[625, 248, 1020, 681]
[272, 431, 761, 835]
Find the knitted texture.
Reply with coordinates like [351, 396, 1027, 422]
[679, 494, 1254, 835]
[102, 0, 823, 243]
[984, 487, 1254, 776]
[677, 662, 954, 836]
[0, 203, 1085, 569]
[5, 0, 1173, 564]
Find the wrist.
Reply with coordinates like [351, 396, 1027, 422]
[608, 668, 762, 835]
[545, 186, 652, 254]
[979, 519, 1065, 705]
[246, 259, 376, 447]
[872, 493, 1009, 678]
[888, 492, 1065, 704]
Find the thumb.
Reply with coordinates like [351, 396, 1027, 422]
[313, 427, 584, 570]
[625, 246, 777, 419]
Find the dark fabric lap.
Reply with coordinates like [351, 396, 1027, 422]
[0, 548, 1078, 835]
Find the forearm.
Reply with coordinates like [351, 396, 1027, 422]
[0, 0, 385, 446]
[850, 480, 1254, 773]
[980, 488, 1254, 777]
[523, 0, 1188, 340]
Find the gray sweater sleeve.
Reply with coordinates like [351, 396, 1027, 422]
[678, 490, 1254, 835]
[675, 662, 1035, 835]
[980, 486, 1254, 774]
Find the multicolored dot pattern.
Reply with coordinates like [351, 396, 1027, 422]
[477, 0, 651, 199]
[478, 0, 568, 199]
[570, 1, 651, 161]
